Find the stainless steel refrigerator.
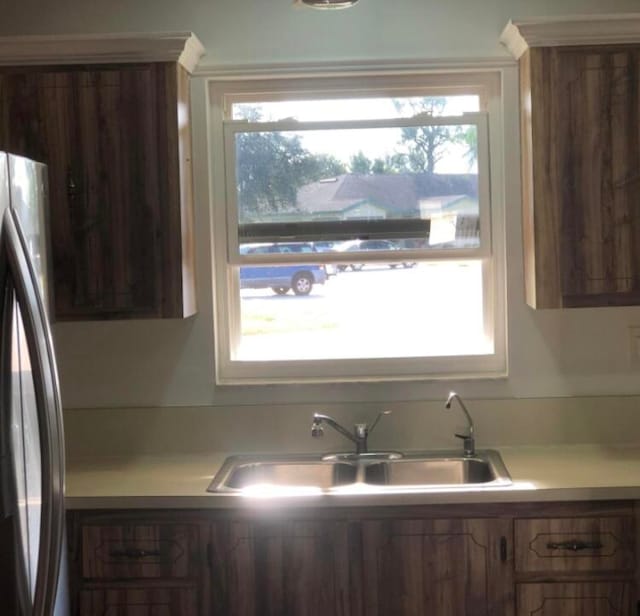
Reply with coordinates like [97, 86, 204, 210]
[0, 152, 68, 616]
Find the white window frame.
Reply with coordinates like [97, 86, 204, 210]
[208, 72, 507, 385]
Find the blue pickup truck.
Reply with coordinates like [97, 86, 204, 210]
[240, 243, 328, 296]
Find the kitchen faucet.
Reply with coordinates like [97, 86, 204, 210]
[311, 410, 391, 454]
[445, 392, 475, 457]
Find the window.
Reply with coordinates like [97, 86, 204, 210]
[209, 73, 506, 384]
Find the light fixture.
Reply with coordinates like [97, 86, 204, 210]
[297, 0, 359, 9]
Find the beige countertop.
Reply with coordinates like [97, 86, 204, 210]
[65, 444, 640, 510]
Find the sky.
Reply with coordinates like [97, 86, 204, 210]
[233, 96, 480, 173]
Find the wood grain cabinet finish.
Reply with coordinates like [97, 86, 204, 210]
[516, 582, 633, 616]
[81, 523, 199, 579]
[514, 516, 635, 573]
[79, 586, 198, 616]
[208, 519, 356, 616]
[361, 518, 514, 616]
[67, 502, 639, 616]
[521, 45, 640, 308]
[0, 63, 196, 320]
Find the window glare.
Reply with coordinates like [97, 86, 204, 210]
[236, 261, 490, 361]
[232, 96, 480, 122]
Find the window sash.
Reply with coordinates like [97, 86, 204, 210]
[223, 113, 491, 265]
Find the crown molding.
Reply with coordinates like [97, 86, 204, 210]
[500, 14, 640, 59]
[194, 56, 515, 79]
[0, 32, 205, 72]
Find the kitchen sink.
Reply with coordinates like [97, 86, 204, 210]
[363, 452, 508, 487]
[218, 458, 358, 491]
[207, 450, 511, 494]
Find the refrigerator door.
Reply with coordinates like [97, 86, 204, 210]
[0, 207, 66, 616]
[5, 284, 42, 612]
[8, 155, 51, 317]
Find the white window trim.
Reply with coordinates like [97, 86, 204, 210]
[207, 71, 507, 385]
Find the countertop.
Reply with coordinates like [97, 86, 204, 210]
[65, 444, 640, 510]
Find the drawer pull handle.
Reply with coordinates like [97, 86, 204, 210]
[109, 548, 161, 560]
[546, 540, 603, 552]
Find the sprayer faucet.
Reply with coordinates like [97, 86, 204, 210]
[445, 392, 475, 457]
[311, 411, 391, 454]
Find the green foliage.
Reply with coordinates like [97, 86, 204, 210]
[234, 99, 478, 219]
[236, 129, 346, 219]
[349, 151, 372, 174]
[392, 97, 467, 173]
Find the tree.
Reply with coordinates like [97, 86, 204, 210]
[392, 97, 465, 173]
[236, 129, 346, 220]
[462, 125, 478, 169]
[349, 151, 373, 174]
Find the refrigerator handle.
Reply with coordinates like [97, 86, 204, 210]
[0, 208, 65, 616]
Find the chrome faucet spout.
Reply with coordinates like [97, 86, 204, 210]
[445, 392, 475, 457]
[311, 413, 359, 446]
[311, 410, 392, 455]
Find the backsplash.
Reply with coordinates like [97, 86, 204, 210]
[64, 396, 640, 460]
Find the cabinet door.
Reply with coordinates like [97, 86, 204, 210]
[0, 64, 195, 320]
[524, 46, 640, 308]
[516, 582, 633, 616]
[38, 68, 162, 318]
[79, 586, 197, 616]
[209, 519, 355, 616]
[361, 518, 513, 616]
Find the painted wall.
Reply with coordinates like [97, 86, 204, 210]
[4, 0, 640, 422]
[3, 0, 640, 66]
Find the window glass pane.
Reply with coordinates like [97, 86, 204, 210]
[234, 123, 479, 249]
[232, 96, 480, 122]
[235, 260, 490, 360]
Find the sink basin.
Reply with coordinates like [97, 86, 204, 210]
[364, 452, 509, 488]
[207, 450, 511, 494]
[208, 455, 358, 493]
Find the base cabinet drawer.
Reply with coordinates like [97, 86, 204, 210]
[81, 524, 199, 579]
[515, 517, 635, 573]
[79, 586, 198, 616]
[516, 582, 634, 616]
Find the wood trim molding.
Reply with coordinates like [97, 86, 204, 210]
[501, 14, 640, 59]
[195, 56, 514, 79]
[0, 32, 205, 72]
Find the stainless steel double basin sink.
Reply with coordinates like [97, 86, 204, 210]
[207, 450, 512, 494]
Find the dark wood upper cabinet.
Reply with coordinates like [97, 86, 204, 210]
[502, 17, 640, 309]
[0, 33, 203, 319]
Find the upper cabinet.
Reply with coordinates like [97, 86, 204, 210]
[0, 33, 204, 320]
[502, 16, 640, 309]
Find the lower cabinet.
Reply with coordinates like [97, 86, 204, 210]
[67, 512, 205, 616]
[208, 519, 356, 616]
[361, 518, 513, 616]
[78, 587, 198, 616]
[67, 501, 638, 616]
[513, 510, 636, 616]
[516, 582, 634, 616]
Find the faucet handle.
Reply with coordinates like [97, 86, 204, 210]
[368, 409, 392, 435]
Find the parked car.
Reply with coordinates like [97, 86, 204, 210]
[334, 239, 416, 271]
[311, 241, 338, 276]
[240, 243, 328, 296]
